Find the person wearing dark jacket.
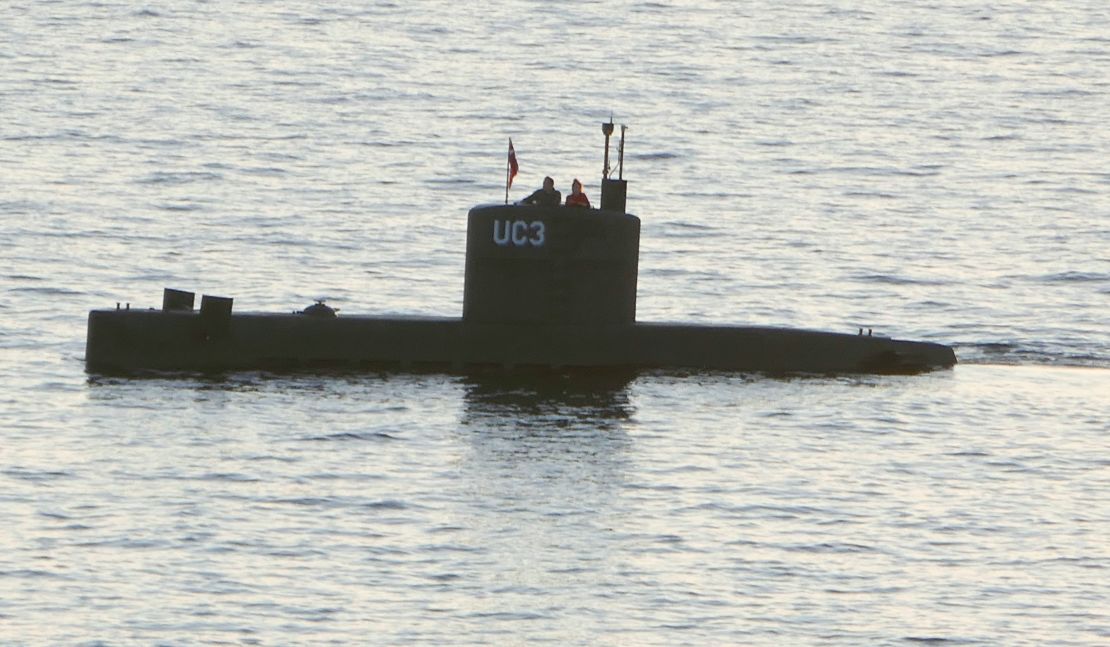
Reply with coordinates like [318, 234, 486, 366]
[520, 176, 561, 206]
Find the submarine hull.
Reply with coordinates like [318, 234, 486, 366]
[85, 309, 955, 375]
[84, 193, 957, 376]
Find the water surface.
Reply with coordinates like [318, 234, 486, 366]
[2, 1, 1108, 644]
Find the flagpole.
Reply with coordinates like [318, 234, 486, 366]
[504, 138, 511, 204]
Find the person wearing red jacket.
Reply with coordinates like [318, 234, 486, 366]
[565, 178, 591, 208]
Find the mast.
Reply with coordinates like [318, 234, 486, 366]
[600, 117, 628, 213]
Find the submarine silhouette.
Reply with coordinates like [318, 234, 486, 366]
[85, 123, 956, 375]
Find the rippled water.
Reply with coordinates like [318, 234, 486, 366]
[2, 1, 1108, 644]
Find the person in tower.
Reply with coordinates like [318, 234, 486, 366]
[520, 176, 561, 207]
[565, 178, 591, 208]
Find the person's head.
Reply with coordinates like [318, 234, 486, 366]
[571, 179, 582, 194]
[543, 176, 554, 191]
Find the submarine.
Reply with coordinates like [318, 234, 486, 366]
[84, 122, 956, 375]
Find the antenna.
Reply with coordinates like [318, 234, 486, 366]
[618, 124, 627, 180]
[602, 117, 615, 180]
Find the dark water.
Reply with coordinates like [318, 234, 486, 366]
[2, 2, 1108, 644]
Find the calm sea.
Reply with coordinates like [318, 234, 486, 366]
[2, 1, 1108, 644]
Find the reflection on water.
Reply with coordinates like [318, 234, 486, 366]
[450, 371, 639, 628]
[459, 370, 637, 432]
[454, 370, 637, 501]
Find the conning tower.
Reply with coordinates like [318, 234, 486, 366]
[462, 120, 639, 326]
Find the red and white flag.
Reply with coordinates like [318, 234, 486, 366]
[507, 139, 519, 188]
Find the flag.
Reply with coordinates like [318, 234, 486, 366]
[507, 139, 519, 188]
